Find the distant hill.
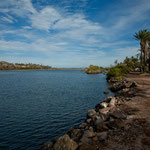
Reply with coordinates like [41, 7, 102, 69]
[0, 61, 52, 70]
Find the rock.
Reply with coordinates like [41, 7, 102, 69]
[122, 88, 130, 93]
[110, 111, 126, 119]
[95, 103, 103, 112]
[103, 97, 112, 103]
[68, 128, 82, 141]
[104, 91, 109, 94]
[100, 102, 108, 108]
[41, 142, 53, 150]
[92, 136, 98, 141]
[78, 143, 91, 150]
[94, 117, 104, 131]
[80, 137, 90, 144]
[53, 134, 78, 150]
[82, 130, 95, 138]
[109, 81, 125, 92]
[97, 132, 108, 141]
[130, 81, 137, 87]
[108, 97, 116, 107]
[89, 126, 94, 132]
[99, 107, 111, 115]
[86, 118, 92, 124]
[87, 109, 96, 118]
[79, 122, 87, 129]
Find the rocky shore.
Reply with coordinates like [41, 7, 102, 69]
[41, 73, 150, 150]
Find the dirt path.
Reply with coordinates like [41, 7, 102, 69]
[100, 73, 150, 150]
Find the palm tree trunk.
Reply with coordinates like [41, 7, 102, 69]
[148, 42, 150, 72]
[140, 41, 143, 72]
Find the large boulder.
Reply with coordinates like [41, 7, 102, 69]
[53, 134, 78, 150]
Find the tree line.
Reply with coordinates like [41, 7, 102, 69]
[134, 29, 150, 72]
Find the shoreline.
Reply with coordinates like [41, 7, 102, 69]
[41, 72, 150, 150]
[0, 68, 83, 71]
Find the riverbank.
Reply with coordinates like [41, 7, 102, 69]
[41, 72, 150, 150]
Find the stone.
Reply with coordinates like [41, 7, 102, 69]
[130, 81, 137, 87]
[80, 137, 90, 144]
[99, 107, 111, 115]
[94, 117, 104, 131]
[86, 118, 92, 124]
[104, 91, 109, 94]
[41, 142, 53, 150]
[79, 122, 87, 129]
[103, 97, 112, 103]
[82, 130, 95, 138]
[78, 143, 91, 150]
[100, 102, 108, 108]
[87, 109, 96, 118]
[92, 136, 98, 141]
[53, 134, 78, 150]
[98, 132, 108, 141]
[89, 126, 93, 132]
[110, 111, 126, 119]
[69, 128, 82, 141]
[108, 97, 116, 107]
[122, 88, 129, 93]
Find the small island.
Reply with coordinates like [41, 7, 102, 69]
[84, 65, 105, 74]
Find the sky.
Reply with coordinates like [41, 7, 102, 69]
[0, 0, 150, 68]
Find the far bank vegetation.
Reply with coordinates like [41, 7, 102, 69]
[0, 61, 52, 70]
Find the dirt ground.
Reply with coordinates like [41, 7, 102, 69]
[98, 73, 150, 150]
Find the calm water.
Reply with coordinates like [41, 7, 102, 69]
[0, 70, 113, 150]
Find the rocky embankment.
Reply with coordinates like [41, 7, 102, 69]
[41, 77, 149, 150]
[85, 70, 103, 74]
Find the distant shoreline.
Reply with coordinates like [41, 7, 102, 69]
[0, 68, 84, 71]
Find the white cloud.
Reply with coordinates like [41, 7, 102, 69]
[30, 7, 61, 31]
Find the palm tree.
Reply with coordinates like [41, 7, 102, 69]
[148, 37, 150, 71]
[134, 29, 150, 72]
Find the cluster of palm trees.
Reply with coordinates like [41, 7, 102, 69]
[134, 29, 150, 72]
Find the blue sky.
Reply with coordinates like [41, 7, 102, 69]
[0, 0, 150, 67]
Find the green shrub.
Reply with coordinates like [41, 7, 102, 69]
[106, 64, 131, 80]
